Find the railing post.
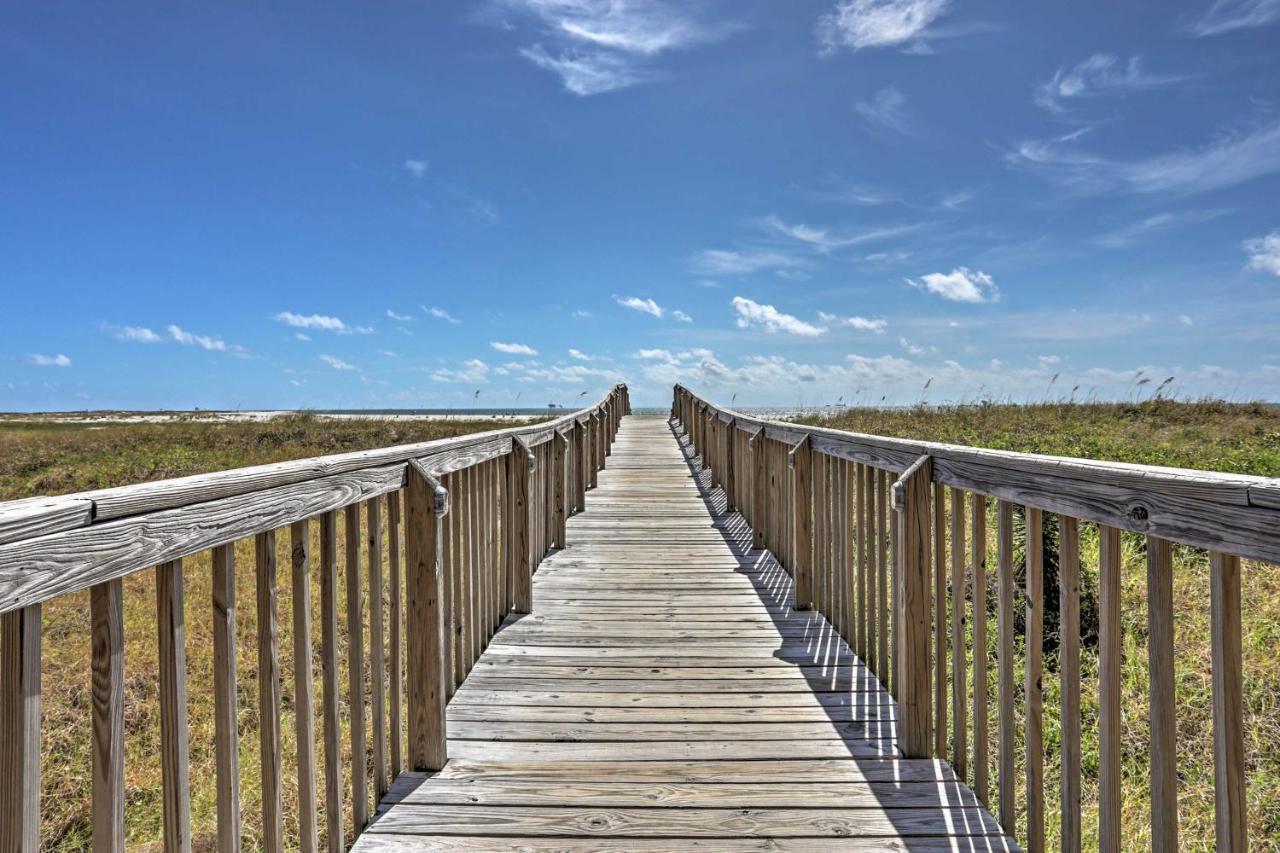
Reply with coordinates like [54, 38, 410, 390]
[507, 439, 535, 613]
[1, 603, 41, 852]
[405, 461, 448, 771]
[589, 413, 600, 489]
[893, 454, 932, 759]
[553, 431, 568, 549]
[573, 418, 587, 513]
[790, 437, 813, 610]
[724, 418, 737, 512]
[750, 432, 766, 551]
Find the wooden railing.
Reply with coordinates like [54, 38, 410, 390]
[673, 383, 1274, 851]
[0, 384, 629, 851]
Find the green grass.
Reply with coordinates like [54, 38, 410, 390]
[792, 400, 1280, 849]
[0, 414, 545, 851]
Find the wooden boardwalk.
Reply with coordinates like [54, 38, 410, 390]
[358, 415, 1017, 851]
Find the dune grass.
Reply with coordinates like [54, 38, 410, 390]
[0, 414, 545, 851]
[791, 399, 1280, 849]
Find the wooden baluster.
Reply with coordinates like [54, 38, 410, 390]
[387, 495, 405, 777]
[468, 466, 481, 660]
[933, 484, 946, 758]
[449, 471, 465, 685]
[406, 463, 448, 771]
[554, 432, 568, 549]
[574, 420, 587, 513]
[1147, 535, 1179, 850]
[997, 501, 1016, 834]
[1098, 524, 1122, 852]
[493, 459, 504, 627]
[345, 504, 369, 834]
[156, 560, 191, 853]
[814, 452, 828, 621]
[319, 511, 344, 852]
[971, 494, 989, 808]
[1025, 507, 1044, 851]
[841, 459, 853, 646]
[1210, 550, 1246, 852]
[1, 602, 41, 852]
[91, 579, 125, 853]
[1059, 515, 1081, 852]
[877, 469, 889, 687]
[509, 442, 533, 614]
[290, 521, 319, 853]
[791, 437, 813, 611]
[724, 419, 737, 513]
[893, 454, 932, 759]
[751, 434, 766, 551]
[888, 493, 898, 698]
[856, 463, 867, 664]
[256, 531, 284, 853]
[950, 487, 967, 781]
[210, 545, 240, 853]
[367, 497, 388, 803]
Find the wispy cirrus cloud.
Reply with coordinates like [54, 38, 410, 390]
[1187, 0, 1280, 36]
[107, 323, 246, 354]
[491, 341, 539, 356]
[1245, 229, 1280, 276]
[422, 305, 461, 324]
[906, 267, 1000, 303]
[855, 86, 912, 133]
[1035, 54, 1186, 113]
[319, 354, 356, 371]
[731, 296, 826, 336]
[761, 215, 920, 254]
[1096, 209, 1227, 248]
[614, 295, 664, 318]
[1007, 120, 1280, 196]
[499, 0, 737, 96]
[817, 0, 951, 53]
[28, 353, 71, 367]
[690, 248, 807, 276]
[386, 309, 414, 322]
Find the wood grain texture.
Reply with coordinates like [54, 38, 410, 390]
[346, 504, 369, 835]
[1024, 507, 1044, 852]
[1210, 550, 1247, 852]
[970, 494, 988, 809]
[405, 467, 447, 772]
[156, 560, 191, 853]
[1058, 515, 1081, 853]
[387, 493, 404, 784]
[210, 544, 240, 853]
[319, 511, 344, 853]
[367, 497, 388, 802]
[950, 486, 966, 781]
[996, 501, 1015, 834]
[256, 530, 285, 853]
[1, 602, 41, 852]
[0, 496, 91, 546]
[1098, 524, 1121, 853]
[90, 579, 125, 853]
[290, 520, 320, 853]
[1146, 535, 1179, 850]
[893, 455, 932, 760]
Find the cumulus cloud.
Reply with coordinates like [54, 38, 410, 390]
[634, 348, 676, 361]
[672, 309, 694, 322]
[731, 296, 826, 336]
[431, 358, 490, 384]
[28, 353, 71, 367]
[1245, 229, 1280, 276]
[168, 324, 230, 352]
[906, 267, 1000, 303]
[112, 325, 164, 343]
[615, 296, 664, 318]
[817, 0, 950, 53]
[491, 341, 539, 356]
[818, 312, 888, 333]
[568, 348, 593, 361]
[276, 312, 350, 332]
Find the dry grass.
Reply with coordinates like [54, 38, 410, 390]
[0, 414, 543, 851]
[793, 400, 1280, 849]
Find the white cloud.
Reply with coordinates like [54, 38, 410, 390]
[505, 0, 734, 96]
[634, 348, 676, 361]
[431, 358, 490, 384]
[112, 325, 164, 343]
[817, 0, 950, 52]
[731, 296, 826, 336]
[672, 309, 693, 322]
[571, 310, 593, 319]
[1008, 120, 1280, 196]
[275, 311, 349, 332]
[906, 267, 1000, 303]
[1188, 0, 1280, 36]
[422, 305, 461, 324]
[568, 348, 593, 361]
[855, 87, 911, 133]
[818, 312, 888, 333]
[168, 324, 230, 352]
[615, 295, 664, 318]
[690, 248, 806, 275]
[1097, 209, 1227, 248]
[1035, 55, 1185, 113]
[386, 309, 414, 322]
[379, 349, 399, 358]
[295, 333, 311, 342]
[899, 337, 926, 356]
[320, 354, 356, 371]
[1178, 314, 1195, 326]
[1245, 229, 1280, 276]
[762, 215, 919, 254]
[28, 353, 71, 368]
[491, 341, 539, 356]
[468, 199, 500, 226]
[403, 159, 428, 178]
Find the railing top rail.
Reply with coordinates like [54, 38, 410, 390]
[675, 384, 1280, 563]
[0, 384, 627, 613]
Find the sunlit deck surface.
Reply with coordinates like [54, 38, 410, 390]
[356, 416, 1017, 851]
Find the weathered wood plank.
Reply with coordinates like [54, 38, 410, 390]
[156, 560, 191, 853]
[90, 579, 125, 853]
[1, 602, 41, 851]
[209, 545, 240, 853]
[290, 520, 320, 853]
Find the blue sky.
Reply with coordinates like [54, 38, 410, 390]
[3, 0, 1279, 410]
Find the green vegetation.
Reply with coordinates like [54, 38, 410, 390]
[0, 414, 544, 851]
[793, 400, 1280, 849]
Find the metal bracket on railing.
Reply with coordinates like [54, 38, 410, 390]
[409, 458, 451, 516]
[891, 454, 931, 511]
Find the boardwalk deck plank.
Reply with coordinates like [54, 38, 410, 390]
[355, 416, 1017, 851]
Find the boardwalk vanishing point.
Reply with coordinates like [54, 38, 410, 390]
[357, 415, 1015, 851]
